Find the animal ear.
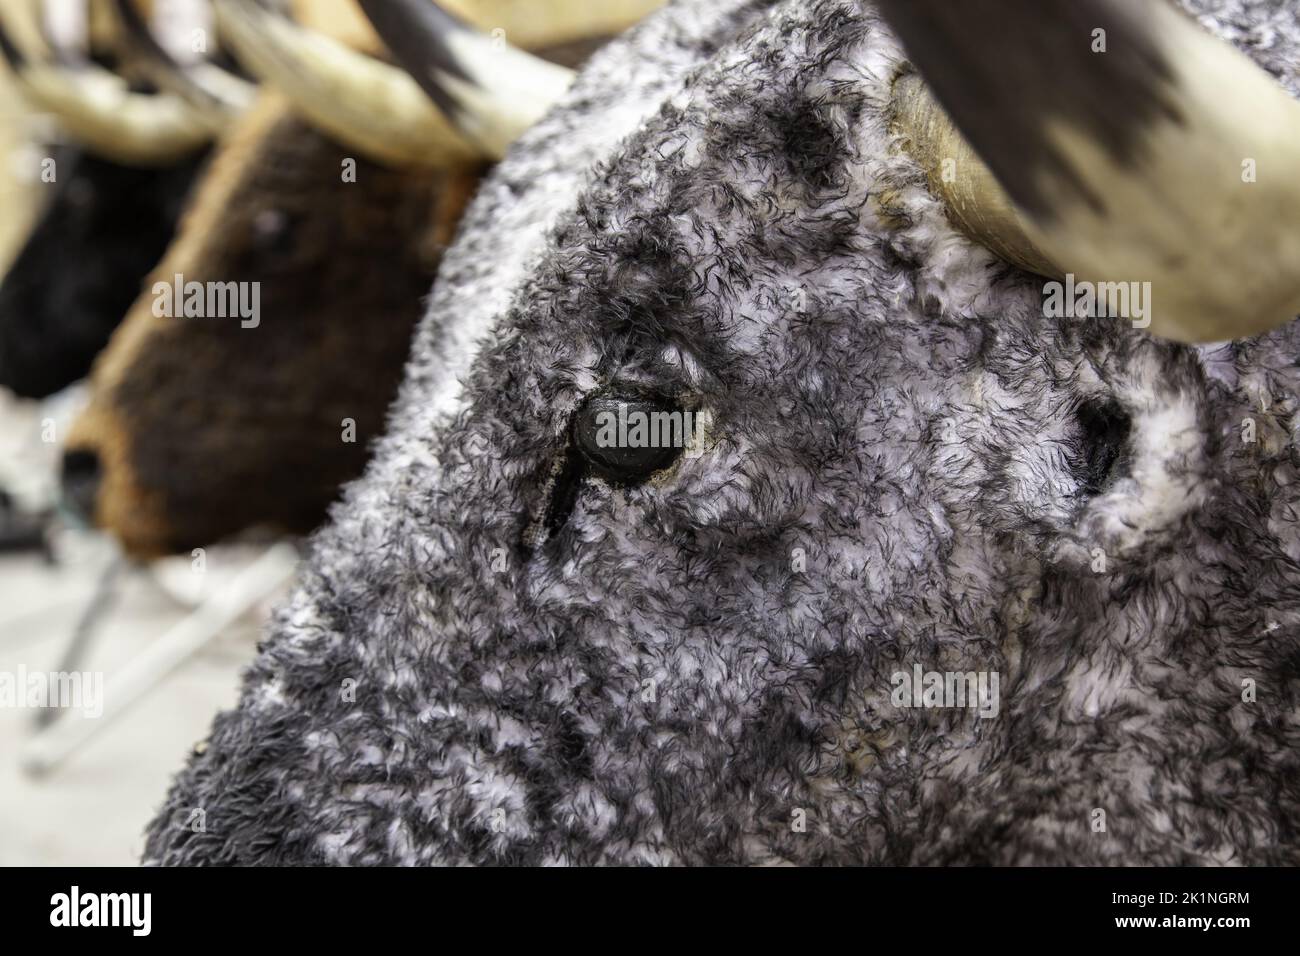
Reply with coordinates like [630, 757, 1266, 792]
[880, 0, 1300, 343]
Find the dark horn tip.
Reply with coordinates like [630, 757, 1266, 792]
[0, 18, 27, 71]
[112, 0, 169, 59]
[356, 0, 476, 119]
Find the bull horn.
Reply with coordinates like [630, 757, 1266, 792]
[0, 4, 215, 165]
[111, 0, 256, 122]
[891, 72, 1059, 281]
[211, 0, 484, 167]
[357, 0, 575, 159]
[882, 0, 1300, 344]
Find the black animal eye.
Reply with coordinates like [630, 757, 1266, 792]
[572, 394, 690, 484]
[250, 208, 297, 259]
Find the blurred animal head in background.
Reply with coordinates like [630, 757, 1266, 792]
[143, 0, 1300, 865]
[60, 0, 659, 557]
[0, 1, 221, 399]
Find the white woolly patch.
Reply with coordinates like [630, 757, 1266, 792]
[1091, 390, 1207, 553]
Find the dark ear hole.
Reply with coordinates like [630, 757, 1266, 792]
[1073, 398, 1131, 495]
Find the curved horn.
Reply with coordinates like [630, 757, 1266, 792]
[211, 0, 483, 167]
[358, 0, 575, 159]
[403, 0, 665, 51]
[882, 0, 1300, 344]
[111, 0, 255, 122]
[39, 0, 88, 58]
[891, 72, 1058, 281]
[0, 2, 215, 165]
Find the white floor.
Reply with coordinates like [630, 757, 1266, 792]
[0, 393, 287, 866]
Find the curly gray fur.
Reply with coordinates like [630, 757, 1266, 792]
[145, 0, 1300, 865]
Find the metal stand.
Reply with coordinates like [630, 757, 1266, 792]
[19, 541, 299, 776]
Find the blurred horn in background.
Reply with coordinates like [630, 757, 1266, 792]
[211, 0, 484, 167]
[0, 0, 217, 163]
[111, 0, 256, 124]
[358, 0, 574, 159]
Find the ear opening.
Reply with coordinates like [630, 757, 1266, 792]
[1072, 397, 1131, 498]
[1061, 380, 1210, 565]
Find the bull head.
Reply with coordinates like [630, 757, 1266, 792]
[0, 0, 225, 398]
[142, 0, 1300, 865]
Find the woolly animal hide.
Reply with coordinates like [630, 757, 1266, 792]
[146, 0, 1300, 865]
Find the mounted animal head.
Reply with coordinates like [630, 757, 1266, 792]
[144, 0, 1300, 865]
[61, 0, 659, 556]
[0, 0, 221, 398]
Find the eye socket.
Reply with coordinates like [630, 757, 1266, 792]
[571, 394, 689, 485]
[64, 177, 96, 212]
[249, 208, 298, 260]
